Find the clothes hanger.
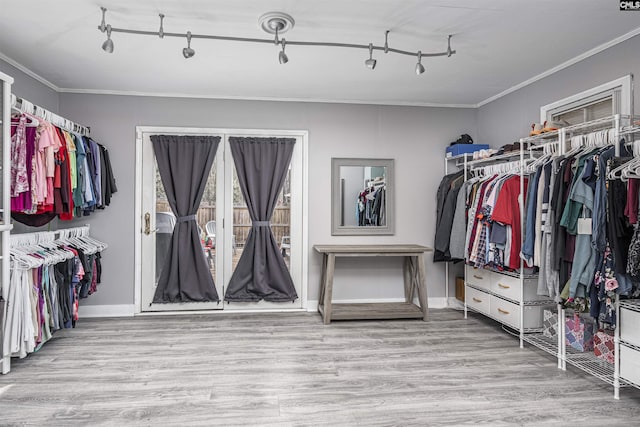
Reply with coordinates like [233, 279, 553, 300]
[607, 156, 637, 180]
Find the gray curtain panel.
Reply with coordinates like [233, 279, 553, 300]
[225, 137, 298, 302]
[151, 135, 220, 303]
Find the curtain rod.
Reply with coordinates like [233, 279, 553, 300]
[11, 94, 91, 136]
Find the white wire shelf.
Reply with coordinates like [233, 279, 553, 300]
[522, 333, 559, 358]
[460, 151, 524, 167]
[520, 130, 561, 144]
[562, 114, 638, 135]
[564, 347, 627, 387]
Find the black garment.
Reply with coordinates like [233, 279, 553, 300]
[371, 187, 385, 226]
[11, 212, 56, 227]
[550, 158, 568, 271]
[95, 251, 102, 285]
[607, 158, 634, 275]
[75, 248, 93, 299]
[99, 144, 118, 206]
[434, 171, 464, 262]
[55, 259, 74, 329]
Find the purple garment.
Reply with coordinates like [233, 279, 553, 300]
[11, 126, 36, 212]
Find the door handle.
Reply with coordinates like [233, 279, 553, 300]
[144, 212, 158, 235]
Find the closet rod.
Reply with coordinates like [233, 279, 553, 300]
[10, 94, 91, 136]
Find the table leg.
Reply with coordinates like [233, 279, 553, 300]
[416, 253, 429, 321]
[322, 254, 336, 325]
[318, 253, 328, 309]
[403, 257, 412, 303]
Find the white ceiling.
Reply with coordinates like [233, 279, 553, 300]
[0, 0, 638, 107]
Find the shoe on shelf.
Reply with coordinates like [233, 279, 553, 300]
[542, 120, 563, 132]
[530, 123, 543, 136]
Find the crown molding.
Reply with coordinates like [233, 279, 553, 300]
[57, 87, 477, 108]
[476, 26, 640, 108]
[0, 51, 60, 92]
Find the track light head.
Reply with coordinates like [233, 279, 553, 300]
[415, 51, 425, 75]
[279, 38, 288, 64]
[101, 24, 114, 53]
[183, 31, 195, 58]
[365, 43, 376, 70]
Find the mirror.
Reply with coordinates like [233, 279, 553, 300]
[331, 158, 394, 235]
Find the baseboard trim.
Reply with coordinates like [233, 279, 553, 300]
[306, 297, 449, 312]
[78, 304, 136, 318]
[80, 298, 452, 318]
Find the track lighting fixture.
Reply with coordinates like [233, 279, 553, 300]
[415, 51, 425, 75]
[183, 31, 195, 58]
[365, 43, 376, 70]
[101, 24, 114, 53]
[158, 14, 165, 39]
[278, 39, 288, 64]
[96, 8, 456, 75]
[99, 6, 107, 33]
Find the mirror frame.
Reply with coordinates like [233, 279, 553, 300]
[331, 158, 395, 236]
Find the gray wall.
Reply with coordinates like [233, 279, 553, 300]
[57, 93, 476, 307]
[477, 34, 640, 147]
[0, 58, 58, 112]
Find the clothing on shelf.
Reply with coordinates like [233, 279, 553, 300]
[509, 130, 640, 330]
[357, 180, 386, 226]
[463, 172, 528, 271]
[3, 227, 107, 360]
[434, 170, 464, 262]
[9, 100, 117, 227]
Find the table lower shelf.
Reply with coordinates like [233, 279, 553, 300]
[318, 302, 425, 321]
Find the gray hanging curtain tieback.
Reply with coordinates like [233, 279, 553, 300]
[177, 214, 197, 223]
[252, 221, 271, 227]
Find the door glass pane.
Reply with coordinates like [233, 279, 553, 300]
[155, 159, 217, 283]
[231, 165, 291, 273]
[552, 97, 613, 126]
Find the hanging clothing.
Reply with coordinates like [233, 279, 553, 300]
[434, 173, 464, 261]
[9, 113, 117, 226]
[4, 239, 105, 360]
[449, 180, 471, 260]
[434, 172, 464, 261]
[491, 175, 529, 271]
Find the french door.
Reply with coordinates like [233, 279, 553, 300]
[136, 127, 307, 313]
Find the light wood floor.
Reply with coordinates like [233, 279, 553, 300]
[1, 309, 639, 426]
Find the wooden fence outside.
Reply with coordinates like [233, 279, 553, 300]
[156, 201, 290, 246]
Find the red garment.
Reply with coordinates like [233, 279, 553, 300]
[491, 175, 529, 270]
[54, 127, 74, 219]
[625, 179, 639, 225]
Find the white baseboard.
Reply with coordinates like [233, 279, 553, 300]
[306, 297, 449, 312]
[78, 304, 136, 318]
[79, 298, 454, 318]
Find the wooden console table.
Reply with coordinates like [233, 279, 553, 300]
[314, 244, 432, 324]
